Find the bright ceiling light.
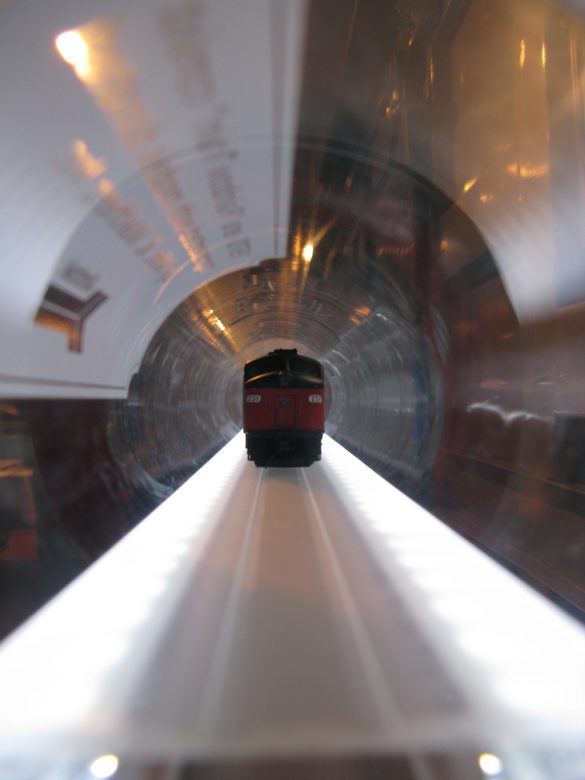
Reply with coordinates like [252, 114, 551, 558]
[478, 753, 503, 776]
[302, 242, 314, 262]
[55, 30, 90, 77]
[89, 754, 119, 779]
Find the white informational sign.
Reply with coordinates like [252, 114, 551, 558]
[0, 0, 306, 397]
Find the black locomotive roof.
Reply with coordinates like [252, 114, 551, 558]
[244, 349, 323, 385]
[267, 348, 298, 356]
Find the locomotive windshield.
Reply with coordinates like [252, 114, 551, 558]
[290, 356, 322, 378]
[244, 354, 287, 379]
[244, 350, 324, 389]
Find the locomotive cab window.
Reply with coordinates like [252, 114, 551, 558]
[290, 356, 323, 382]
[244, 354, 288, 380]
[244, 350, 323, 389]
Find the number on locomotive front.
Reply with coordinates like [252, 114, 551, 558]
[243, 348, 325, 468]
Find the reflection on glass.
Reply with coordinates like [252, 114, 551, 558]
[478, 752, 503, 777]
[55, 30, 90, 77]
[505, 162, 548, 178]
[89, 754, 119, 778]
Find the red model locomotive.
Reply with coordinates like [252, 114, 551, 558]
[243, 348, 325, 467]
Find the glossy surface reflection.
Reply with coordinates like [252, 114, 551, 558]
[2, 0, 585, 775]
[2, 435, 584, 779]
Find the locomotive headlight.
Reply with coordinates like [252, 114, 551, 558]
[308, 395, 322, 403]
[246, 394, 261, 403]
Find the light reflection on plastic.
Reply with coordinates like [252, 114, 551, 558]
[320, 435, 585, 729]
[520, 38, 526, 68]
[302, 242, 314, 262]
[55, 30, 90, 77]
[0, 433, 246, 734]
[55, 20, 209, 273]
[90, 754, 119, 778]
[478, 753, 503, 776]
[505, 163, 549, 179]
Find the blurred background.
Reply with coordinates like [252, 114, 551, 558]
[2, 0, 585, 639]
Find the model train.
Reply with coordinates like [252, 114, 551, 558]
[243, 348, 325, 467]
